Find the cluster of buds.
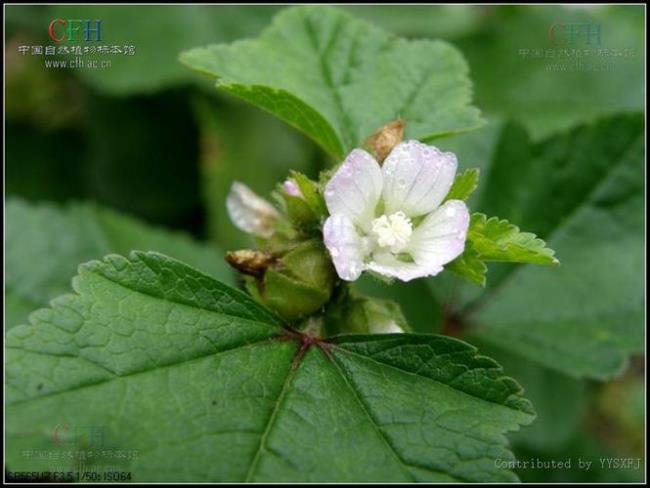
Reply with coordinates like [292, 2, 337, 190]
[225, 121, 469, 335]
[225, 172, 336, 323]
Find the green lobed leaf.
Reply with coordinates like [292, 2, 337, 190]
[181, 6, 483, 157]
[467, 338, 587, 453]
[455, 5, 645, 139]
[5, 198, 233, 331]
[467, 213, 558, 265]
[439, 113, 645, 380]
[444, 210, 557, 288]
[442, 165, 557, 287]
[6, 252, 533, 482]
[48, 5, 282, 95]
[343, 5, 486, 40]
[445, 244, 488, 287]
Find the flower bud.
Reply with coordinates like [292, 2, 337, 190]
[282, 178, 303, 197]
[282, 192, 317, 229]
[364, 119, 405, 164]
[226, 182, 280, 238]
[245, 239, 336, 321]
[279, 172, 326, 230]
[325, 295, 409, 335]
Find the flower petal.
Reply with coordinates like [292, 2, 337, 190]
[282, 178, 302, 197]
[382, 140, 458, 217]
[366, 251, 442, 282]
[324, 149, 383, 228]
[407, 199, 470, 268]
[226, 182, 280, 238]
[323, 214, 366, 281]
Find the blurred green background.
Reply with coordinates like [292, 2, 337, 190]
[5, 5, 645, 482]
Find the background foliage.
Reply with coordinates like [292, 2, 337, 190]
[5, 5, 645, 482]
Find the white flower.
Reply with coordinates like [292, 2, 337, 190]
[323, 140, 469, 282]
[226, 182, 280, 238]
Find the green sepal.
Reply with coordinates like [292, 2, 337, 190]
[246, 239, 335, 321]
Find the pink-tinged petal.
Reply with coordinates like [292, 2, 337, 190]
[407, 199, 470, 268]
[382, 140, 458, 217]
[282, 178, 302, 197]
[226, 182, 280, 238]
[366, 251, 443, 282]
[323, 214, 366, 281]
[324, 149, 383, 228]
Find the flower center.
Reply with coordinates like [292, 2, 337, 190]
[370, 211, 413, 252]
